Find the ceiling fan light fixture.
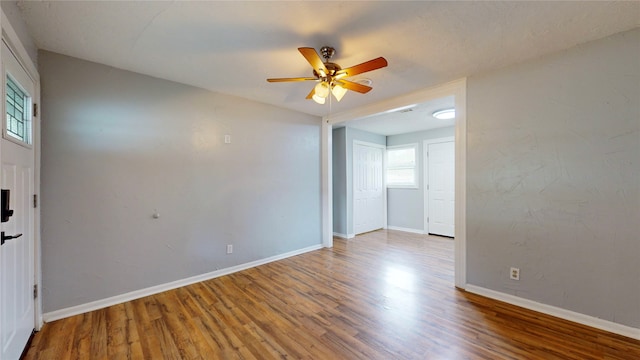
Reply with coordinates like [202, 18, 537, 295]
[267, 47, 388, 104]
[314, 81, 330, 98]
[331, 83, 348, 102]
[432, 108, 455, 120]
[312, 93, 326, 104]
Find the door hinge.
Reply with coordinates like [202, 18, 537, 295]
[427, 217, 429, 223]
[33, 284, 38, 299]
[33, 194, 37, 208]
[33, 103, 38, 117]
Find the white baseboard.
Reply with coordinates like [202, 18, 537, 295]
[333, 233, 356, 240]
[465, 285, 640, 341]
[387, 226, 425, 234]
[332, 232, 355, 239]
[43, 244, 323, 322]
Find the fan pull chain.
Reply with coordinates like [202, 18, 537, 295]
[328, 86, 332, 122]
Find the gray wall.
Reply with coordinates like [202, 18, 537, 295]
[387, 127, 455, 231]
[332, 127, 347, 236]
[345, 127, 386, 236]
[39, 51, 321, 312]
[467, 29, 639, 328]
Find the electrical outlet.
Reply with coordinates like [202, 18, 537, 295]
[226, 244, 233, 254]
[510, 267, 520, 280]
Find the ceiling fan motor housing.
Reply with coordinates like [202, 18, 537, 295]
[313, 62, 341, 80]
[320, 46, 335, 61]
[314, 46, 341, 81]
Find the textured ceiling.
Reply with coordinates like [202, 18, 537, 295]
[341, 96, 455, 136]
[16, 1, 640, 120]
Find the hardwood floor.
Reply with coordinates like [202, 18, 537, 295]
[25, 230, 640, 359]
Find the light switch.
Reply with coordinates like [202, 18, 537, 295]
[224, 135, 231, 144]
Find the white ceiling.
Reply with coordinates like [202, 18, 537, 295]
[339, 96, 455, 136]
[16, 1, 640, 121]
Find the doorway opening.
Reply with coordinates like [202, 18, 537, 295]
[322, 79, 467, 288]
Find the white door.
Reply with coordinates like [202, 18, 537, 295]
[353, 143, 384, 235]
[0, 41, 36, 360]
[427, 141, 455, 237]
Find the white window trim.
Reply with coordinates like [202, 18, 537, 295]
[386, 143, 419, 189]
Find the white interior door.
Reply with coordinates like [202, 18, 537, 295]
[353, 142, 384, 235]
[0, 41, 36, 360]
[427, 141, 455, 237]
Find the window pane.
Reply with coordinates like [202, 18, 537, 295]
[388, 148, 415, 167]
[387, 168, 415, 185]
[5, 75, 30, 144]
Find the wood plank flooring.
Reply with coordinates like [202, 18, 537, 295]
[24, 230, 640, 359]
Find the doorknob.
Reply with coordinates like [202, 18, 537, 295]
[1, 231, 22, 245]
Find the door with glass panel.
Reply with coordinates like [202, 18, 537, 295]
[0, 40, 36, 360]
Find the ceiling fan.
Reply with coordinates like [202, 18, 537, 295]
[267, 46, 388, 104]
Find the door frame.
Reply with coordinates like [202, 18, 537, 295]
[352, 140, 386, 235]
[423, 136, 455, 236]
[1, 10, 42, 329]
[322, 78, 467, 288]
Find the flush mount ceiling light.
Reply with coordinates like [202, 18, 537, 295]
[432, 108, 455, 120]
